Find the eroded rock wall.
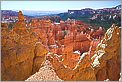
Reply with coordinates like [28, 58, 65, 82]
[1, 11, 48, 81]
[46, 25, 121, 81]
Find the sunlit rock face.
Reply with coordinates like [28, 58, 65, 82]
[13, 11, 27, 35]
[1, 11, 48, 81]
[73, 33, 91, 55]
[93, 25, 121, 81]
[18, 11, 25, 22]
[46, 51, 96, 81]
[90, 25, 121, 81]
[46, 24, 121, 81]
[32, 42, 48, 74]
[33, 28, 48, 46]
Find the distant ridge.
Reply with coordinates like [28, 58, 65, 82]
[1, 5, 121, 17]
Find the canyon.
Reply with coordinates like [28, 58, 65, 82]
[1, 11, 121, 81]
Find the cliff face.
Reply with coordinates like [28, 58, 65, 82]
[1, 11, 48, 81]
[94, 25, 121, 81]
[46, 24, 121, 81]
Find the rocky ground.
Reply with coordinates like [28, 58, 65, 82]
[25, 60, 62, 81]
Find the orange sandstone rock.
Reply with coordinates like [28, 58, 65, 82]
[1, 11, 48, 81]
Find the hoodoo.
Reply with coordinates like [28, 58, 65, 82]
[1, 5, 121, 81]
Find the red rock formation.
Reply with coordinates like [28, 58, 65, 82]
[2, 10, 120, 81]
[46, 51, 95, 81]
[92, 27, 105, 39]
[18, 11, 25, 22]
[73, 33, 91, 54]
[32, 42, 48, 74]
[1, 11, 48, 81]
[64, 32, 74, 46]
[13, 11, 27, 35]
[47, 31, 56, 45]
[30, 18, 40, 28]
[56, 31, 65, 40]
[1, 23, 8, 28]
[94, 25, 121, 81]
[46, 24, 121, 81]
[89, 40, 100, 57]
